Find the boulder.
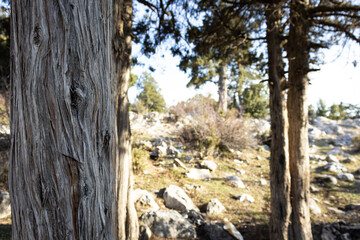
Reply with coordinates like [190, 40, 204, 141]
[198, 222, 236, 240]
[150, 146, 167, 160]
[337, 173, 355, 182]
[140, 210, 196, 239]
[133, 189, 159, 211]
[139, 225, 152, 240]
[186, 168, 211, 180]
[235, 194, 255, 204]
[182, 209, 206, 226]
[317, 162, 347, 174]
[326, 154, 340, 163]
[206, 198, 226, 216]
[200, 160, 217, 171]
[163, 185, 199, 212]
[309, 198, 321, 215]
[167, 145, 180, 158]
[315, 175, 338, 185]
[226, 176, 245, 188]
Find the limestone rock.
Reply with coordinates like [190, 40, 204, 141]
[326, 154, 340, 163]
[200, 160, 217, 172]
[337, 173, 355, 182]
[140, 210, 196, 239]
[206, 198, 226, 216]
[226, 176, 245, 188]
[133, 189, 159, 211]
[186, 168, 211, 180]
[235, 194, 255, 204]
[163, 185, 199, 212]
[174, 158, 187, 170]
[309, 198, 321, 215]
[167, 145, 180, 158]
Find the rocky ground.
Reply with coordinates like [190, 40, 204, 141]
[130, 112, 360, 240]
[0, 113, 359, 239]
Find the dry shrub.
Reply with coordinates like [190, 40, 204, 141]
[168, 94, 217, 120]
[181, 107, 258, 155]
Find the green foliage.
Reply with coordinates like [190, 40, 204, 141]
[316, 99, 328, 117]
[241, 82, 269, 119]
[328, 103, 347, 120]
[135, 72, 166, 113]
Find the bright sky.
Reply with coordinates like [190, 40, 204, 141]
[130, 42, 360, 107]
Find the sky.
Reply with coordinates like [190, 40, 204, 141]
[130, 41, 360, 108]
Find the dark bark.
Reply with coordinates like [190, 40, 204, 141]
[287, 0, 313, 239]
[10, 0, 137, 239]
[266, 2, 291, 240]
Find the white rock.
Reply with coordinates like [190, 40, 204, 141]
[309, 198, 321, 215]
[226, 176, 245, 188]
[259, 179, 267, 185]
[163, 185, 199, 212]
[337, 173, 355, 182]
[140, 210, 196, 239]
[133, 189, 160, 211]
[200, 160, 217, 171]
[326, 154, 339, 163]
[236, 194, 255, 204]
[186, 168, 211, 180]
[206, 198, 226, 215]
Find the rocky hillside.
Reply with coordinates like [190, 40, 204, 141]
[130, 111, 360, 240]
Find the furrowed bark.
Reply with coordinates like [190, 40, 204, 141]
[287, 0, 312, 239]
[10, 0, 138, 239]
[113, 0, 139, 239]
[266, 2, 291, 239]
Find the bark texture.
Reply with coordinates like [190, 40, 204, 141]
[112, 0, 139, 239]
[287, 0, 312, 239]
[218, 63, 228, 113]
[10, 0, 137, 239]
[266, 2, 291, 239]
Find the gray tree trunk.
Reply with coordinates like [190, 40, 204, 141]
[10, 0, 137, 239]
[287, 0, 313, 239]
[218, 63, 228, 113]
[266, 2, 292, 239]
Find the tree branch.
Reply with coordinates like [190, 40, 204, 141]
[314, 19, 360, 43]
[310, 4, 360, 14]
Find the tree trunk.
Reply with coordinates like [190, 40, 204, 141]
[266, 2, 291, 240]
[10, 0, 137, 239]
[218, 63, 228, 113]
[113, 0, 139, 239]
[287, 0, 312, 239]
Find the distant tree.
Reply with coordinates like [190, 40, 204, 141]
[316, 99, 328, 117]
[241, 83, 269, 119]
[308, 104, 315, 120]
[135, 72, 166, 112]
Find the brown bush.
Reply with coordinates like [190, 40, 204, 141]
[180, 107, 258, 155]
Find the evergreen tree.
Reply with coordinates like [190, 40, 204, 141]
[316, 99, 328, 117]
[241, 82, 269, 119]
[136, 72, 166, 113]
